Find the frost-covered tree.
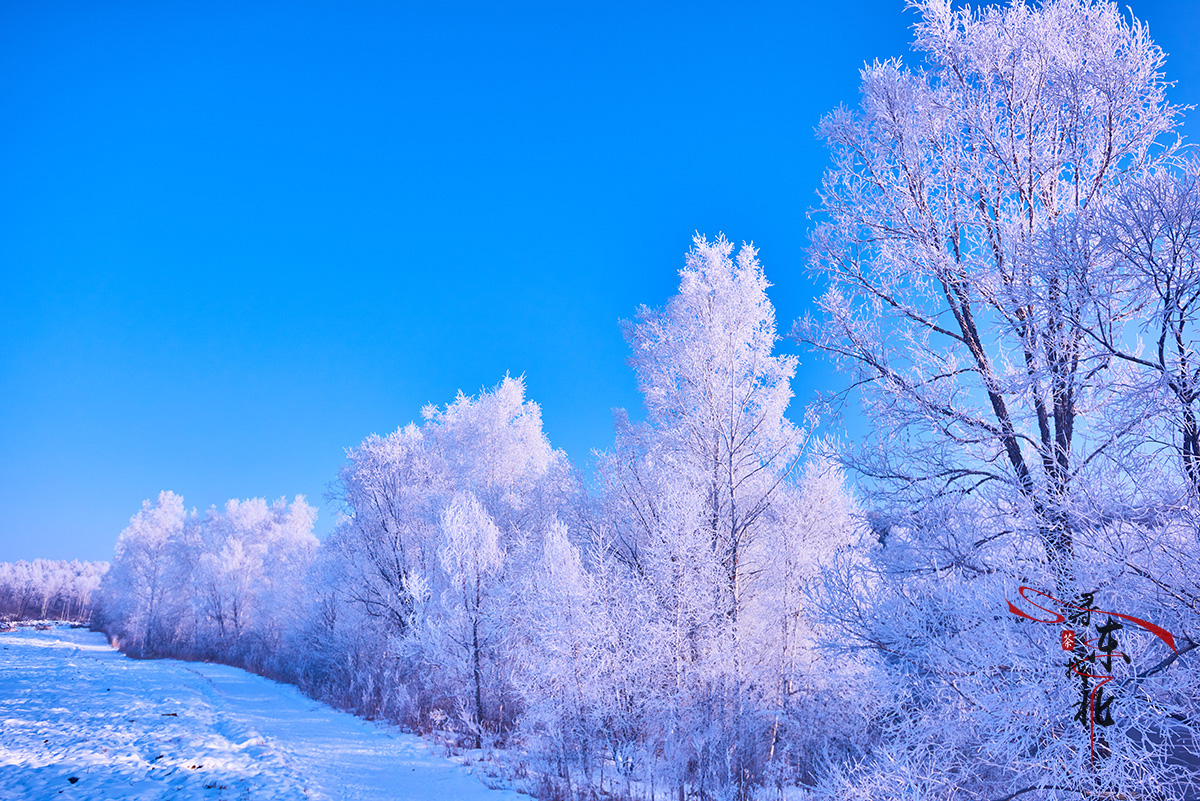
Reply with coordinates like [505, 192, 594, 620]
[324, 423, 445, 641]
[1097, 160, 1200, 499]
[192, 496, 317, 668]
[101, 491, 193, 655]
[746, 454, 860, 774]
[594, 234, 828, 799]
[510, 519, 599, 782]
[0, 559, 109, 622]
[800, 0, 1181, 585]
[99, 491, 316, 672]
[422, 375, 563, 520]
[426, 491, 505, 748]
[314, 375, 575, 730]
[802, 1, 1200, 797]
[608, 233, 808, 650]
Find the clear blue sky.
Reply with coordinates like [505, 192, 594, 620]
[3, 1, 1198, 562]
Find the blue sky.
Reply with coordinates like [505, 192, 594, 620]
[3, 0, 1199, 562]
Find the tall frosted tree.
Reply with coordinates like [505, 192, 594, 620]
[800, 0, 1179, 585]
[325, 422, 445, 641]
[801, 1, 1200, 797]
[597, 234, 813, 798]
[612, 233, 806, 651]
[428, 490, 505, 748]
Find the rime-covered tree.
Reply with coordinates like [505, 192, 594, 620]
[193, 496, 317, 666]
[325, 423, 445, 641]
[316, 375, 574, 728]
[802, 1, 1200, 797]
[596, 234, 818, 798]
[800, 0, 1182, 586]
[0, 559, 109, 622]
[610, 233, 807, 651]
[509, 518, 602, 785]
[1096, 160, 1200, 499]
[426, 490, 505, 748]
[99, 491, 316, 673]
[101, 491, 193, 654]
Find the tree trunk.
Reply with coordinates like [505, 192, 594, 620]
[472, 576, 484, 750]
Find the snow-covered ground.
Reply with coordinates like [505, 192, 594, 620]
[0, 624, 527, 800]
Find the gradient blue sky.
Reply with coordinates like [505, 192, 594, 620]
[3, 1, 1199, 562]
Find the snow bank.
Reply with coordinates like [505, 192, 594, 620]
[0, 625, 528, 800]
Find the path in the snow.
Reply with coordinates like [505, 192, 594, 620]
[0, 625, 527, 801]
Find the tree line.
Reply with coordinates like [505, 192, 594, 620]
[0, 559, 108, 623]
[85, 1, 1200, 798]
[96, 235, 858, 800]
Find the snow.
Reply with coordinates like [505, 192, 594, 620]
[0, 624, 527, 800]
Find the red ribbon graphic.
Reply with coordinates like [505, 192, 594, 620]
[1007, 585, 1179, 763]
[1006, 585, 1178, 654]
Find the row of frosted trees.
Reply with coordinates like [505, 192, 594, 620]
[98, 235, 860, 800]
[96, 1, 1200, 797]
[99, 493, 317, 675]
[0, 559, 108, 622]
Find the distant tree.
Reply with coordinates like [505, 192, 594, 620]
[0, 559, 109, 622]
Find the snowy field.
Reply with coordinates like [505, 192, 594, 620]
[0, 625, 527, 800]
